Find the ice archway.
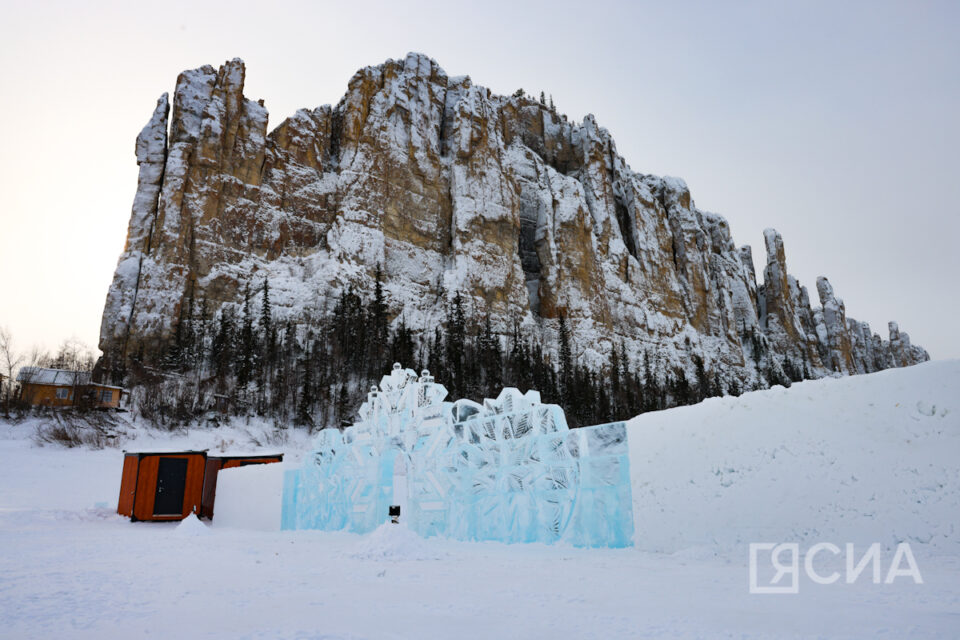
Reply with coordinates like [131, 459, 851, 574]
[281, 364, 634, 547]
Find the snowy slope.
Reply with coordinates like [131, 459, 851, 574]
[0, 362, 958, 638]
[627, 359, 960, 557]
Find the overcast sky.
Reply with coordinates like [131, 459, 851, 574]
[1, 0, 957, 360]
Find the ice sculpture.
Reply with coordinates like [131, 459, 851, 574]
[281, 364, 634, 547]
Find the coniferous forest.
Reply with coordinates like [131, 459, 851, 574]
[114, 267, 740, 430]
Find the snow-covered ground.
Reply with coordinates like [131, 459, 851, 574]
[1, 361, 959, 639]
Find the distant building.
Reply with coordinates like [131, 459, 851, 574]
[16, 367, 125, 409]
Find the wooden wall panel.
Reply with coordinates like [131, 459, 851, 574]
[182, 456, 205, 517]
[200, 458, 224, 519]
[117, 455, 139, 517]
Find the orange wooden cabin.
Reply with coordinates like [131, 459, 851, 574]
[16, 367, 125, 409]
[200, 454, 284, 519]
[117, 451, 207, 521]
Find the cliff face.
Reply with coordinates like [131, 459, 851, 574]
[99, 54, 928, 387]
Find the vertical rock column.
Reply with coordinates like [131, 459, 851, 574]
[98, 93, 169, 361]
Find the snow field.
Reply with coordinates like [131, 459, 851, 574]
[0, 360, 958, 638]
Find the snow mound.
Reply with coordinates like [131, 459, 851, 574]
[348, 523, 445, 561]
[213, 463, 284, 531]
[172, 513, 211, 537]
[627, 359, 960, 557]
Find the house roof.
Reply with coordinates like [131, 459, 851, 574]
[89, 383, 124, 391]
[16, 367, 92, 386]
[209, 453, 285, 460]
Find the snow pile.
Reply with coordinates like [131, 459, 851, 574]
[213, 462, 284, 531]
[348, 523, 446, 561]
[627, 359, 960, 557]
[172, 513, 210, 537]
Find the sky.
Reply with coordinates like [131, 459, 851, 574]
[0, 0, 957, 360]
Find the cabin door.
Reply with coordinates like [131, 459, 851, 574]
[154, 457, 188, 516]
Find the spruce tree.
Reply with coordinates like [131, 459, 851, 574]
[557, 311, 573, 405]
[296, 347, 313, 427]
[369, 264, 388, 375]
[446, 292, 467, 397]
[237, 284, 254, 391]
[259, 280, 272, 341]
[210, 307, 235, 386]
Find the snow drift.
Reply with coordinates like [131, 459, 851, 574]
[627, 359, 960, 557]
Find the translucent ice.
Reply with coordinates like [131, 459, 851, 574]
[281, 364, 634, 547]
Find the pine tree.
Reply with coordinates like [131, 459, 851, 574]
[252, 280, 274, 413]
[446, 291, 467, 397]
[609, 343, 621, 416]
[259, 280, 272, 341]
[641, 350, 658, 412]
[389, 316, 415, 371]
[369, 264, 388, 375]
[693, 354, 707, 402]
[557, 311, 573, 405]
[164, 312, 184, 372]
[210, 307, 235, 386]
[237, 284, 254, 391]
[296, 346, 313, 427]
[478, 314, 502, 394]
[195, 296, 209, 377]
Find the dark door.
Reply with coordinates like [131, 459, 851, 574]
[153, 457, 188, 516]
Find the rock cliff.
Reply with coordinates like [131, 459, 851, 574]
[99, 54, 929, 389]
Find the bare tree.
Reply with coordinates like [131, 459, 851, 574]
[51, 338, 95, 373]
[0, 326, 25, 415]
[48, 338, 96, 409]
[25, 344, 50, 369]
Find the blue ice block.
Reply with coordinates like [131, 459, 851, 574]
[281, 364, 634, 547]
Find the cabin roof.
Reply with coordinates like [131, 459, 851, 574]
[16, 366, 91, 386]
[122, 450, 209, 457]
[209, 453, 285, 460]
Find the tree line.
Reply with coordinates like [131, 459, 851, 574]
[116, 267, 743, 430]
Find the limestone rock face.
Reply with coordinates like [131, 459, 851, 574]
[101, 93, 169, 356]
[99, 54, 930, 387]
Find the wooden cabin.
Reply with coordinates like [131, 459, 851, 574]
[117, 451, 207, 521]
[87, 383, 125, 409]
[200, 454, 284, 519]
[16, 367, 125, 409]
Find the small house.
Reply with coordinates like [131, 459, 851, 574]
[200, 454, 284, 519]
[17, 367, 89, 406]
[87, 383, 125, 409]
[117, 451, 207, 521]
[16, 367, 125, 409]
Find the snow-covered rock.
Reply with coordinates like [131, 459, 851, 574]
[99, 54, 929, 388]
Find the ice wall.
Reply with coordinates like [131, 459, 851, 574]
[282, 365, 634, 548]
